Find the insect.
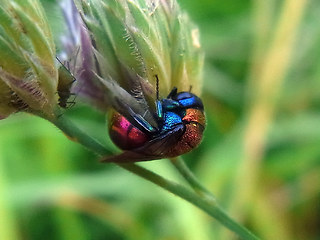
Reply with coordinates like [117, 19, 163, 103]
[56, 57, 76, 108]
[103, 81, 206, 163]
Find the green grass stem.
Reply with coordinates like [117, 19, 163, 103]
[51, 115, 260, 240]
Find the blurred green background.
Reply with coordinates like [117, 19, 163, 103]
[1, 0, 320, 239]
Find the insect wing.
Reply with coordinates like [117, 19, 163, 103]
[101, 151, 163, 163]
[140, 123, 185, 156]
[101, 124, 185, 163]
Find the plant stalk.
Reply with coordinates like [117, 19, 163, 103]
[51, 115, 260, 240]
[170, 157, 215, 200]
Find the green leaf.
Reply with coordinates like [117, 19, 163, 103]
[12, 3, 55, 65]
[0, 36, 26, 77]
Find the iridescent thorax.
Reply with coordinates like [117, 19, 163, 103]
[106, 88, 205, 162]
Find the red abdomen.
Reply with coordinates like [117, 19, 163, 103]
[167, 108, 206, 157]
[109, 111, 149, 150]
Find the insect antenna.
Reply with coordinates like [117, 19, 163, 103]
[155, 74, 159, 100]
[55, 56, 66, 69]
[189, 85, 193, 92]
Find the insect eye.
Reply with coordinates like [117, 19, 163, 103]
[173, 92, 204, 110]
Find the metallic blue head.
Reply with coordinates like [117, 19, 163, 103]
[164, 87, 204, 111]
[172, 92, 204, 110]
